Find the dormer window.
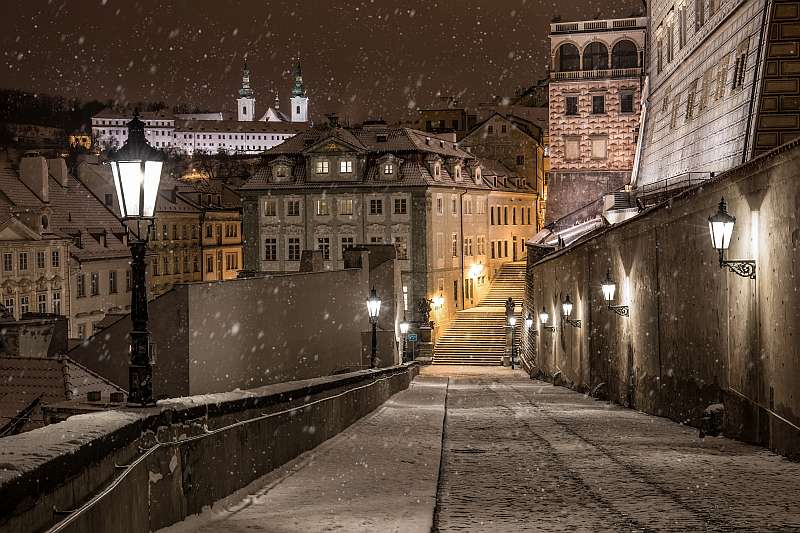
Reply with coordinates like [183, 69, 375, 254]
[455, 166, 461, 180]
[276, 165, 288, 178]
[434, 164, 441, 178]
[383, 163, 394, 175]
[340, 160, 353, 173]
[377, 133, 388, 142]
[315, 160, 329, 174]
[474, 166, 482, 182]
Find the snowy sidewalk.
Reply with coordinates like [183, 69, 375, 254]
[160, 375, 448, 533]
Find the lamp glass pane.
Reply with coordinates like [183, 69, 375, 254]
[508, 315, 517, 326]
[563, 301, 573, 317]
[539, 311, 549, 325]
[400, 321, 409, 334]
[110, 163, 126, 217]
[367, 298, 381, 318]
[142, 161, 163, 217]
[119, 161, 144, 217]
[602, 282, 616, 303]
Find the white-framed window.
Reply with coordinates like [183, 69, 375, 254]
[477, 236, 486, 256]
[90, 272, 100, 296]
[393, 198, 407, 215]
[434, 164, 441, 178]
[464, 197, 473, 215]
[454, 165, 461, 179]
[37, 293, 47, 313]
[20, 295, 29, 315]
[225, 253, 239, 270]
[451, 233, 458, 257]
[369, 199, 383, 215]
[451, 196, 458, 215]
[264, 238, 278, 261]
[52, 291, 61, 314]
[436, 194, 444, 215]
[109, 271, 117, 294]
[18, 252, 28, 271]
[315, 160, 329, 174]
[264, 199, 277, 217]
[340, 160, 353, 173]
[463, 237, 473, 256]
[383, 163, 394, 174]
[315, 199, 330, 216]
[3, 253, 12, 272]
[340, 236, 355, 259]
[338, 198, 354, 215]
[286, 199, 301, 217]
[317, 237, 331, 260]
[394, 235, 409, 260]
[36, 251, 45, 270]
[369, 235, 384, 244]
[287, 237, 301, 261]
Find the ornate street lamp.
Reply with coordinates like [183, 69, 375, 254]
[366, 287, 381, 368]
[107, 110, 164, 406]
[601, 269, 629, 317]
[562, 294, 581, 328]
[507, 314, 518, 369]
[399, 317, 410, 362]
[540, 306, 555, 332]
[708, 197, 756, 279]
[524, 312, 534, 329]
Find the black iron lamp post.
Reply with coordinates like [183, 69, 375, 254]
[107, 110, 164, 406]
[507, 314, 517, 369]
[562, 294, 582, 328]
[539, 306, 555, 332]
[399, 317, 410, 363]
[708, 197, 756, 279]
[601, 270, 630, 317]
[366, 287, 381, 368]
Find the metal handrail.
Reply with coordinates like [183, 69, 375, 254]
[45, 370, 405, 533]
[727, 387, 800, 434]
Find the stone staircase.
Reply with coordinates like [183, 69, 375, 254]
[432, 261, 527, 366]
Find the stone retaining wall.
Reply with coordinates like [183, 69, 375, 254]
[0, 364, 419, 533]
[524, 140, 800, 458]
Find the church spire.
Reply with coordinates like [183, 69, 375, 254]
[239, 60, 254, 98]
[274, 90, 280, 110]
[291, 57, 305, 97]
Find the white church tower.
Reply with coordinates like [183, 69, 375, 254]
[290, 59, 309, 123]
[237, 61, 256, 122]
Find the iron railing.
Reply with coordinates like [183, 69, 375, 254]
[551, 67, 643, 81]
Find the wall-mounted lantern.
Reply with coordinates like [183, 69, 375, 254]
[601, 270, 629, 317]
[433, 293, 445, 310]
[561, 294, 581, 328]
[539, 306, 555, 331]
[708, 197, 756, 279]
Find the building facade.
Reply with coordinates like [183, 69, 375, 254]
[79, 161, 244, 297]
[0, 153, 133, 340]
[91, 61, 310, 155]
[547, 17, 647, 222]
[636, 0, 800, 186]
[240, 119, 538, 335]
[460, 113, 547, 230]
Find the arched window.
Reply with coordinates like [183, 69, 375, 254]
[583, 42, 609, 70]
[612, 40, 639, 69]
[557, 43, 580, 72]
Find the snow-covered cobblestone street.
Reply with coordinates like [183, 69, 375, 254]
[163, 366, 800, 532]
[430, 366, 800, 532]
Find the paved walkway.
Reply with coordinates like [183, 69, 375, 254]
[161, 376, 448, 533]
[163, 366, 800, 532]
[429, 366, 800, 532]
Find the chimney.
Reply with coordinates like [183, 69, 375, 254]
[47, 158, 69, 187]
[20, 155, 49, 202]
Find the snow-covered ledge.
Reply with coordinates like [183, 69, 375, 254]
[0, 363, 419, 533]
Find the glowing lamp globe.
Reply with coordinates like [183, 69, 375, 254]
[366, 287, 381, 324]
[539, 306, 549, 325]
[601, 270, 616, 304]
[508, 315, 517, 327]
[107, 110, 164, 220]
[399, 320, 410, 334]
[524, 313, 534, 329]
[708, 198, 736, 252]
[563, 294, 574, 317]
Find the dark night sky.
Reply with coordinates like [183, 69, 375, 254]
[3, 0, 641, 123]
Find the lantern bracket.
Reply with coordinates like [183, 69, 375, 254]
[563, 318, 582, 328]
[719, 251, 756, 279]
[608, 305, 630, 317]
